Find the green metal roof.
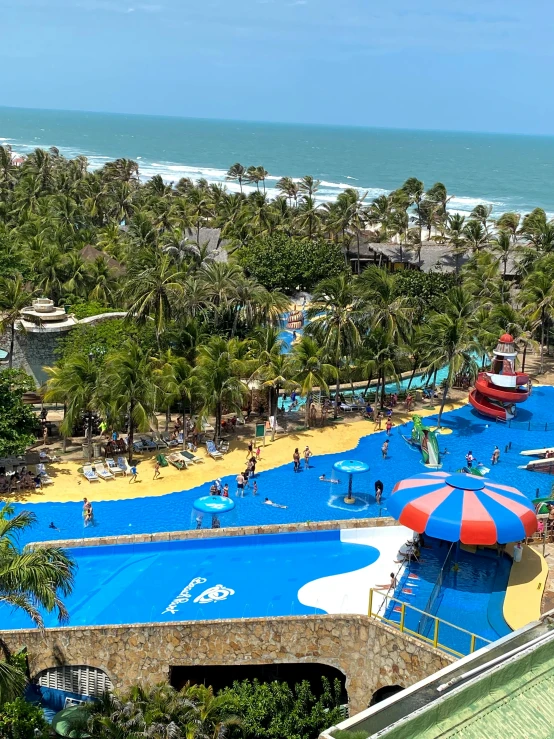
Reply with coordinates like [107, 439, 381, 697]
[379, 637, 554, 739]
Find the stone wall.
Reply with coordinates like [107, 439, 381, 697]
[0, 328, 64, 386]
[30, 516, 400, 549]
[0, 615, 452, 714]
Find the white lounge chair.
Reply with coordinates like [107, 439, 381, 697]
[94, 462, 114, 480]
[179, 450, 204, 464]
[36, 463, 54, 485]
[106, 458, 124, 475]
[206, 441, 223, 460]
[82, 465, 99, 483]
[202, 420, 215, 432]
[117, 456, 132, 474]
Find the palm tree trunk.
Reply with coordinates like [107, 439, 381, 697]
[214, 402, 222, 443]
[305, 393, 311, 428]
[540, 313, 545, 374]
[334, 374, 340, 419]
[522, 345, 527, 373]
[407, 358, 419, 391]
[8, 322, 15, 370]
[356, 232, 361, 275]
[380, 371, 386, 407]
[437, 383, 449, 428]
[87, 415, 93, 462]
[182, 398, 188, 450]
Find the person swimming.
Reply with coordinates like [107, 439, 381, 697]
[264, 497, 288, 509]
[319, 474, 340, 484]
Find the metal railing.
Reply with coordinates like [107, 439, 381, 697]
[418, 542, 455, 638]
[368, 588, 491, 659]
[499, 419, 554, 432]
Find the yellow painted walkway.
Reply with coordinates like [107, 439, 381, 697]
[504, 543, 548, 631]
[13, 401, 464, 505]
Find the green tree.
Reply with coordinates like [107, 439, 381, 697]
[226, 163, 246, 194]
[0, 698, 50, 737]
[291, 336, 336, 428]
[0, 370, 39, 457]
[0, 276, 36, 369]
[197, 336, 247, 443]
[308, 275, 361, 418]
[103, 340, 158, 462]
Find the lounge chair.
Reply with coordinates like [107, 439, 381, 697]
[94, 462, 114, 480]
[82, 465, 99, 483]
[117, 457, 132, 474]
[167, 452, 187, 470]
[157, 453, 169, 468]
[202, 420, 215, 433]
[179, 450, 204, 464]
[132, 440, 146, 453]
[138, 436, 157, 451]
[218, 439, 230, 453]
[106, 458, 124, 476]
[206, 441, 223, 460]
[152, 433, 168, 448]
[39, 450, 61, 463]
[162, 432, 179, 447]
[36, 463, 54, 485]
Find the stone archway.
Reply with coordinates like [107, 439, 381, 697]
[369, 685, 404, 706]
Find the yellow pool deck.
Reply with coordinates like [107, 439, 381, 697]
[503, 543, 548, 631]
[15, 401, 464, 505]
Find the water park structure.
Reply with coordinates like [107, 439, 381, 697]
[404, 414, 441, 467]
[469, 333, 531, 421]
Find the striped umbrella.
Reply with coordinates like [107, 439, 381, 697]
[388, 471, 537, 545]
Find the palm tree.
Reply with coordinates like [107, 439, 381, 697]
[420, 296, 480, 426]
[291, 336, 335, 428]
[103, 341, 157, 462]
[225, 162, 246, 193]
[307, 275, 361, 418]
[44, 353, 102, 461]
[522, 269, 554, 374]
[125, 254, 185, 349]
[0, 504, 75, 627]
[250, 327, 292, 438]
[446, 213, 467, 272]
[355, 266, 413, 343]
[197, 337, 247, 443]
[156, 353, 200, 449]
[298, 175, 320, 198]
[0, 276, 36, 369]
[401, 177, 425, 250]
[470, 204, 494, 237]
[490, 229, 516, 300]
[463, 219, 488, 253]
[496, 211, 520, 243]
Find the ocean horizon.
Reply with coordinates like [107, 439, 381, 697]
[2, 105, 554, 217]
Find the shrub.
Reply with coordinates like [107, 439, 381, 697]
[237, 235, 348, 292]
[0, 699, 49, 739]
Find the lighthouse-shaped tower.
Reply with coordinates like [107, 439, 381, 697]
[468, 333, 531, 421]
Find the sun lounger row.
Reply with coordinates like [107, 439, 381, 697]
[81, 457, 132, 482]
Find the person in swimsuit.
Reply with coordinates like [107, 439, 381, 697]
[236, 472, 245, 496]
[293, 448, 301, 472]
[264, 498, 288, 509]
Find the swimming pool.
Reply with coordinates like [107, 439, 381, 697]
[1, 527, 410, 629]
[14, 387, 554, 547]
[387, 537, 511, 655]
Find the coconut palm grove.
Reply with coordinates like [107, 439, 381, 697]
[1, 146, 554, 738]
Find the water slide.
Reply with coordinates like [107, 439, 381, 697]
[407, 415, 441, 467]
[468, 389, 515, 421]
[474, 374, 530, 403]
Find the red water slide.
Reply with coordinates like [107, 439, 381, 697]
[474, 374, 530, 403]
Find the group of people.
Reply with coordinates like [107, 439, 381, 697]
[293, 446, 312, 472]
[465, 446, 500, 468]
[0, 467, 43, 494]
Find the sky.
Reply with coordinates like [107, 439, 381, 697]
[1, 0, 553, 134]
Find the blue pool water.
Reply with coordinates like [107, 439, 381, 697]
[14, 386, 554, 547]
[0, 530, 379, 629]
[387, 538, 511, 655]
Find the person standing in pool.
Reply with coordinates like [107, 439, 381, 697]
[375, 480, 384, 504]
[465, 450, 474, 468]
[385, 417, 393, 436]
[381, 440, 389, 459]
[222, 483, 229, 497]
[252, 480, 258, 496]
[293, 448, 301, 472]
[236, 472, 245, 496]
[303, 446, 312, 469]
[491, 446, 500, 465]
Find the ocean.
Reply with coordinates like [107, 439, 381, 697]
[1, 105, 554, 217]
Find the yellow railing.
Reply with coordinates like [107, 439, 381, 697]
[368, 588, 490, 659]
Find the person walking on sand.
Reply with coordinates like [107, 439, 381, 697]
[381, 440, 389, 460]
[303, 446, 312, 469]
[153, 460, 161, 480]
[246, 440, 253, 461]
[293, 448, 301, 472]
[256, 445, 261, 461]
[129, 465, 138, 483]
[374, 412, 383, 431]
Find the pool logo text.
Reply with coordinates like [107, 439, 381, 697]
[162, 578, 235, 614]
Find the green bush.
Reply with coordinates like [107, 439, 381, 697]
[332, 731, 368, 739]
[69, 301, 120, 320]
[0, 370, 40, 457]
[0, 699, 49, 739]
[393, 271, 458, 318]
[221, 676, 345, 739]
[237, 235, 348, 292]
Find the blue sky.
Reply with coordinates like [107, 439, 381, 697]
[1, 0, 552, 134]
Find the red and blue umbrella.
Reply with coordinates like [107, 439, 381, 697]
[388, 471, 537, 545]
